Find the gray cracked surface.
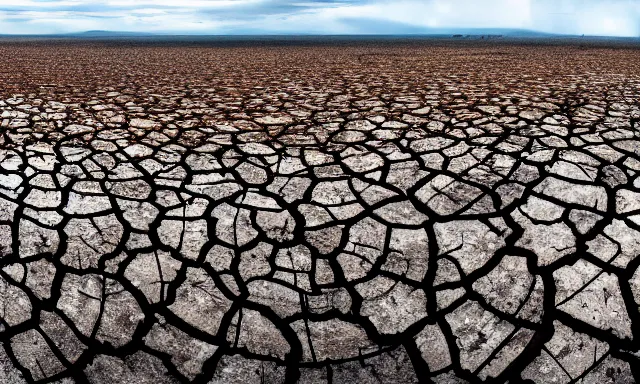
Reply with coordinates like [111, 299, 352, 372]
[0, 38, 640, 383]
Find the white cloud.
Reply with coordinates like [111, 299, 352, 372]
[0, 0, 637, 36]
[322, 0, 532, 29]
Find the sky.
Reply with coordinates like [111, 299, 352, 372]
[0, 0, 638, 36]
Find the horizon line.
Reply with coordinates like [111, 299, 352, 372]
[0, 27, 638, 39]
[1, 34, 638, 39]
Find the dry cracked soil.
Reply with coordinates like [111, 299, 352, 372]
[0, 37, 639, 383]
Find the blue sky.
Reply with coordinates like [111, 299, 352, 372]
[0, 0, 638, 36]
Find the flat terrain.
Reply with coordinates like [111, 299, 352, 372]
[0, 37, 640, 383]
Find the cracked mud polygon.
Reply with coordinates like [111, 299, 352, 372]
[1, 37, 640, 383]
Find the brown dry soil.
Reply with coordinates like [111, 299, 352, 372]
[0, 37, 640, 383]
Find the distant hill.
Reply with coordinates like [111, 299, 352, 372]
[44, 27, 562, 38]
[440, 28, 559, 37]
[332, 19, 563, 37]
[0, 28, 579, 39]
[442, 28, 558, 37]
[66, 30, 156, 37]
[5, 29, 626, 41]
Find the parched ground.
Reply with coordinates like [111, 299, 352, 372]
[0, 37, 640, 383]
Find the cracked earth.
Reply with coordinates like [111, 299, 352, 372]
[0, 38, 640, 383]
